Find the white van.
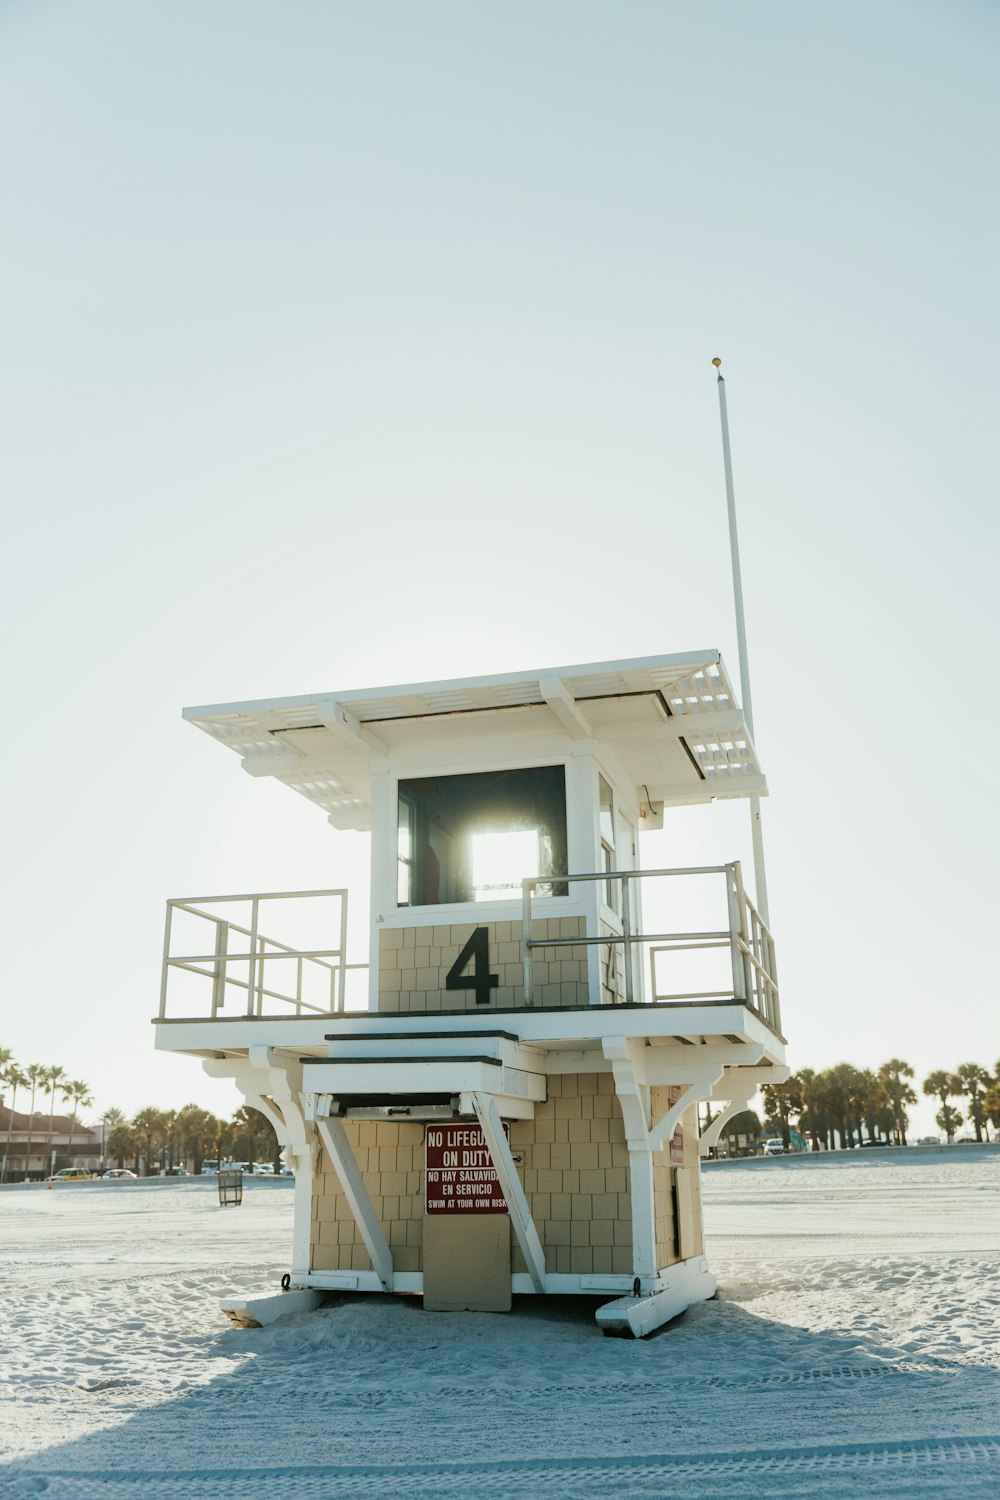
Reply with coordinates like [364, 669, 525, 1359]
[762, 1138, 785, 1156]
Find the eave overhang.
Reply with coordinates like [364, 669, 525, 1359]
[183, 650, 766, 830]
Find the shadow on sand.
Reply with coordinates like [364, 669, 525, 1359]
[3, 1292, 999, 1498]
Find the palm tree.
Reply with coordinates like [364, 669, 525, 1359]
[2, 1060, 27, 1182]
[808, 1069, 839, 1150]
[954, 1063, 991, 1142]
[174, 1104, 223, 1175]
[100, 1107, 124, 1171]
[131, 1107, 170, 1176]
[215, 1117, 236, 1167]
[22, 1063, 47, 1178]
[161, 1109, 178, 1172]
[922, 1069, 959, 1117]
[799, 1067, 822, 1146]
[64, 1081, 93, 1165]
[107, 1121, 136, 1171]
[857, 1068, 890, 1144]
[760, 1076, 803, 1149]
[879, 1059, 916, 1145]
[935, 1102, 963, 1143]
[42, 1065, 67, 1174]
[826, 1062, 863, 1149]
[985, 1082, 1000, 1136]
[233, 1104, 280, 1172]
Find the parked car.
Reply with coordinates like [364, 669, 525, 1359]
[915, 1136, 940, 1146]
[761, 1138, 785, 1156]
[166, 1166, 190, 1176]
[49, 1167, 99, 1182]
[253, 1162, 275, 1175]
[102, 1168, 137, 1180]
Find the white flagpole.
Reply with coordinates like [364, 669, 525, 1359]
[713, 358, 770, 927]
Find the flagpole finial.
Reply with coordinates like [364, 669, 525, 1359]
[712, 357, 722, 367]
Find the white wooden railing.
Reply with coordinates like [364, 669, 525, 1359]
[158, 866, 779, 1032]
[158, 890, 367, 1020]
[521, 861, 780, 1033]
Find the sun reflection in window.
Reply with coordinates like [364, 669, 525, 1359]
[471, 829, 539, 902]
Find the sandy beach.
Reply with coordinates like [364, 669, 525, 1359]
[2, 1148, 998, 1497]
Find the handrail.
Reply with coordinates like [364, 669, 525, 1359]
[159, 889, 367, 1020]
[159, 871, 779, 1030]
[522, 861, 780, 1032]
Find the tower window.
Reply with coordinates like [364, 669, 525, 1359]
[396, 766, 567, 907]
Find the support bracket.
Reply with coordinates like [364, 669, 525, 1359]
[470, 1092, 546, 1293]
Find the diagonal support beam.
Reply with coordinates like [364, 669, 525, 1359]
[315, 1116, 393, 1292]
[470, 1092, 546, 1293]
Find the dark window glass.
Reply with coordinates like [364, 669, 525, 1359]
[396, 766, 567, 907]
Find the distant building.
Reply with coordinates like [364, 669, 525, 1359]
[0, 1104, 101, 1180]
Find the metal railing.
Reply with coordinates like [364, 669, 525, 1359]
[521, 861, 780, 1033]
[158, 890, 367, 1020]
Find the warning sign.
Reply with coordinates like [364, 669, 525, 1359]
[425, 1122, 509, 1215]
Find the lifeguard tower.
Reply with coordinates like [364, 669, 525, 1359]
[155, 649, 786, 1336]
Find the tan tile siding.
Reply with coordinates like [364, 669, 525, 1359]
[649, 1087, 704, 1267]
[509, 1072, 634, 1277]
[600, 919, 627, 1005]
[310, 1077, 704, 1280]
[311, 1120, 425, 1274]
[378, 919, 589, 1013]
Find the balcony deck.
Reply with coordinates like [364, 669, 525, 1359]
[153, 862, 783, 1074]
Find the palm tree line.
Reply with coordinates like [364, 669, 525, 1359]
[102, 1102, 279, 1176]
[7, 1046, 996, 1175]
[0, 1049, 93, 1180]
[2, 1046, 282, 1178]
[758, 1058, 1000, 1149]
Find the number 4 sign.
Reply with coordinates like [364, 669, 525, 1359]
[445, 926, 499, 1006]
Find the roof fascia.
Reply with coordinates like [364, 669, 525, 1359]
[180, 649, 723, 725]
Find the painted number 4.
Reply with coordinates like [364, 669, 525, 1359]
[445, 926, 499, 1006]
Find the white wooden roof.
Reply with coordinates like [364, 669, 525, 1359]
[183, 650, 766, 830]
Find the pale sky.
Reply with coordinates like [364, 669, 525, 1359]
[2, 1, 997, 1138]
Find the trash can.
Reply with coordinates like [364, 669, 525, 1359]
[218, 1169, 243, 1207]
